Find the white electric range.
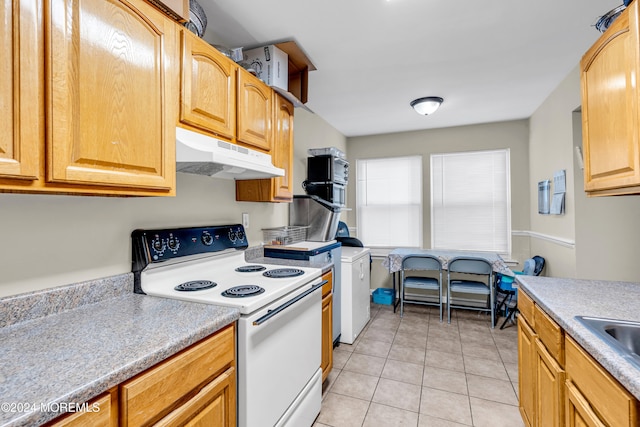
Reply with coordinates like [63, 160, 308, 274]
[132, 224, 324, 427]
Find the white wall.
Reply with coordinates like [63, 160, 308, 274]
[0, 109, 346, 298]
[529, 66, 640, 281]
[572, 113, 640, 282]
[528, 66, 581, 278]
[346, 120, 531, 290]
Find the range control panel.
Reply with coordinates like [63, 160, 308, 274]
[132, 224, 248, 267]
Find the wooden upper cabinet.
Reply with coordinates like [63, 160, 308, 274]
[0, 0, 42, 181]
[272, 94, 295, 200]
[237, 69, 272, 152]
[235, 93, 294, 202]
[47, 0, 178, 193]
[581, 1, 640, 196]
[180, 29, 236, 141]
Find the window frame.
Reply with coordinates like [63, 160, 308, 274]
[430, 148, 512, 256]
[356, 155, 423, 248]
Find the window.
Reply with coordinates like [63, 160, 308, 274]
[356, 156, 422, 247]
[431, 149, 511, 255]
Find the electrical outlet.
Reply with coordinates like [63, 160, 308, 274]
[242, 213, 250, 229]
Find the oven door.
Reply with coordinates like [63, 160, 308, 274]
[237, 278, 324, 427]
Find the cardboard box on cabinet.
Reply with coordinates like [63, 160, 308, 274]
[243, 45, 289, 91]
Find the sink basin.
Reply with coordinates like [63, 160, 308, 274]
[576, 316, 640, 368]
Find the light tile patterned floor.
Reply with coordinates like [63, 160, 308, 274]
[314, 302, 525, 427]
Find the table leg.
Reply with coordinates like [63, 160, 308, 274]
[393, 272, 400, 313]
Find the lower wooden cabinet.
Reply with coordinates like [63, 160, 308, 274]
[153, 366, 235, 427]
[565, 380, 606, 427]
[517, 315, 536, 427]
[518, 289, 564, 427]
[46, 389, 117, 427]
[518, 288, 640, 427]
[321, 270, 333, 382]
[47, 325, 236, 427]
[535, 339, 565, 427]
[565, 336, 638, 427]
[121, 324, 235, 426]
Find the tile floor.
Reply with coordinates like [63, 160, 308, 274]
[314, 302, 524, 427]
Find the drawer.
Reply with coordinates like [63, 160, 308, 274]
[46, 391, 115, 427]
[534, 304, 564, 364]
[518, 288, 535, 326]
[565, 336, 638, 427]
[120, 324, 235, 426]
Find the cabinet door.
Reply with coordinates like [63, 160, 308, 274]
[321, 271, 333, 382]
[581, 2, 640, 195]
[271, 94, 294, 200]
[0, 0, 41, 181]
[155, 367, 236, 427]
[565, 380, 606, 427]
[321, 292, 333, 382]
[535, 339, 565, 427]
[235, 93, 291, 202]
[47, 0, 177, 192]
[565, 336, 638, 427]
[48, 390, 117, 427]
[120, 325, 235, 426]
[180, 30, 236, 140]
[237, 69, 272, 151]
[518, 316, 536, 427]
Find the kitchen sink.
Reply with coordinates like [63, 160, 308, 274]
[576, 316, 640, 368]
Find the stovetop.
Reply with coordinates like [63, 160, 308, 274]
[132, 224, 322, 314]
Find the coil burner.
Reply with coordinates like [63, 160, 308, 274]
[174, 280, 217, 292]
[235, 265, 267, 273]
[221, 285, 265, 298]
[263, 268, 305, 278]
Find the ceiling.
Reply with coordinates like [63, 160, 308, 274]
[198, 0, 621, 137]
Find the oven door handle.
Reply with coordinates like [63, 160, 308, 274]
[252, 280, 327, 326]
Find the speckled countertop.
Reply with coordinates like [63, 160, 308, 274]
[0, 274, 239, 427]
[516, 275, 640, 400]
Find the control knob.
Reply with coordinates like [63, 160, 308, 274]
[236, 229, 245, 241]
[201, 231, 214, 246]
[151, 236, 165, 253]
[167, 235, 180, 251]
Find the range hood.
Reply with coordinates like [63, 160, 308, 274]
[175, 127, 285, 180]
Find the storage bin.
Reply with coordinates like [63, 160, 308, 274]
[372, 288, 394, 305]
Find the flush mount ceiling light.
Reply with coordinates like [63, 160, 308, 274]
[410, 96, 444, 115]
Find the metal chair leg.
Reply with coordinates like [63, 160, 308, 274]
[500, 307, 518, 330]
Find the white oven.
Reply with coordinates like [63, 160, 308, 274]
[238, 279, 322, 427]
[132, 224, 324, 427]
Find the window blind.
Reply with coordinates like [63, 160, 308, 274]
[431, 149, 511, 255]
[356, 156, 422, 247]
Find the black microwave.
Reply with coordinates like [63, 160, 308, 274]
[302, 182, 345, 206]
[307, 155, 349, 185]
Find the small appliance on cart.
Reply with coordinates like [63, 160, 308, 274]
[132, 224, 325, 427]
